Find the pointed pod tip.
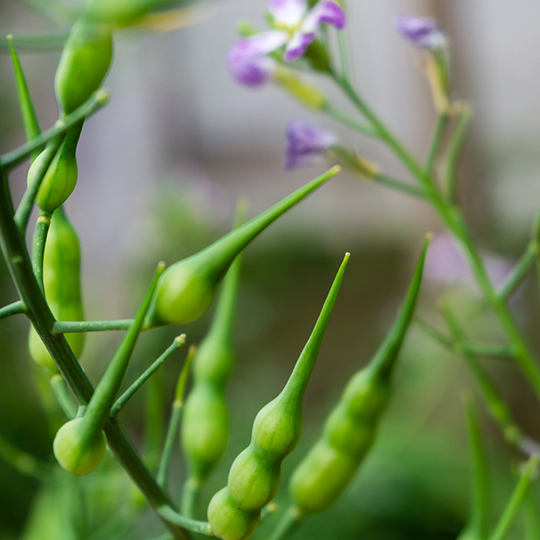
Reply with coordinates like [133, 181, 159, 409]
[330, 164, 342, 175]
[175, 334, 187, 346]
[157, 260, 166, 272]
[6, 34, 13, 42]
[96, 89, 111, 105]
[344, 251, 351, 260]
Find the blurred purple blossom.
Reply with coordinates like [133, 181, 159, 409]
[285, 121, 336, 169]
[228, 0, 346, 87]
[425, 234, 513, 293]
[393, 14, 447, 49]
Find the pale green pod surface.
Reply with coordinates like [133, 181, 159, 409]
[227, 449, 281, 511]
[87, 0, 182, 26]
[28, 208, 85, 372]
[192, 332, 235, 388]
[207, 488, 260, 540]
[182, 385, 229, 481]
[342, 371, 391, 421]
[55, 18, 113, 115]
[53, 418, 107, 475]
[289, 440, 358, 515]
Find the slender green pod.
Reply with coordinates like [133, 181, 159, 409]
[55, 18, 113, 116]
[146, 166, 340, 327]
[53, 263, 164, 475]
[182, 204, 246, 502]
[288, 236, 429, 517]
[87, 0, 186, 27]
[207, 253, 350, 540]
[29, 207, 85, 374]
[27, 122, 83, 214]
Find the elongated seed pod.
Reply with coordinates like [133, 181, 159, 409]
[207, 254, 349, 540]
[55, 18, 113, 115]
[27, 122, 83, 214]
[182, 210, 244, 491]
[288, 237, 429, 516]
[145, 166, 340, 327]
[53, 264, 163, 475]
[29, 207, 84, 374]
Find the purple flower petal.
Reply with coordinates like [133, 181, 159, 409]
[228, 31, 288, 87]
[268, 0, 307, 27]
[285, 121, 336, 169]
[302, 1, 346, 34]
[393, 14, 447, 49]
[284, 31, 315, 61]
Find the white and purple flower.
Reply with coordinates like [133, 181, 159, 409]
[285, 121, 336, 169]
[228, 0, 346, 87]
[393, 14, 447, 50]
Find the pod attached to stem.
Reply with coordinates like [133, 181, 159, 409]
[207, 253, 350, 540]
[146, 166, 340, 327]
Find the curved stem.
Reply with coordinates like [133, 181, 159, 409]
[0, 171, 190, 540]
[50, 373, 77, 418]
[158, 506, 213, 536]
[0, 300, 25, 319]
[181, 478, 200, 520]
[268, 506, 303, 540]
[32, 211, 51, 292]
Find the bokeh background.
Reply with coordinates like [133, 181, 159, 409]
[2, 0, 540, 538]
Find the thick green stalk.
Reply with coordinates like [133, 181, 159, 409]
[0, 171, 190, 540]
[112, 335, 185, 417]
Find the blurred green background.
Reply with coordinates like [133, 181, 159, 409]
[2, 0, 540, 539]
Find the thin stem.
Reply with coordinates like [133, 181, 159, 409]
[337, 28, 354, 84]
[425, 113, 449, 174]
[373, 174, 427, 199]
[324, 104, 375, 137]
[32, 212, 51, 292]
[415, 318, 512, 360]
[441, 103, 474, 203]
[498, 243, 538, 302]
[53, 319, 135, 333]
[0, 433, 51, 480]
[268, 506, 303, 540]
[0, 300, 25, 319]
[50, 373, 77, 419]
[1, 89, 110, 170]
[181, 478, 200, 520]
[158, 506, 213, 536]
[488, 455, 540, 540]
[112, 336, 186, 417]
[0, 171, 190, 540]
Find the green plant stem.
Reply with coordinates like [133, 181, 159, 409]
[112, 336, 185, 417]
[0, 171, 191, 540]
[32, 211, 51, 292]
[324, 104, 375, 137]
[181, 478, 199, 520]
[337, 28, 354, 84]
[50, 373, 77, 418]
[0, 300, 25, 319]
[1, 89, 110, 170]
[15, 139, 63, 234]
[524, 487, 540, 540]
[53, 319, 135, 333]
[157, 506, 213, 536]
[425, 113, 449, 174]
[157, 402, 183, 489]
[268, 506, 303, 540]
[442, 103, 474, 203]
[373, 173, 427, 199]
[488, 455, 540, 540]
[498, 243, 538, 301]
[332, 72, 540, 403]
[415, 317, 512, 360]
[0, 433, 51, 480]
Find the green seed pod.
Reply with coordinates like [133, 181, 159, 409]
[55, 18, 113, 115]
[28, 207, 85, 374]
[53, 264, 163, 475]
[53, 417, 107, 476]
[146, 166, 340, 327]
[289, 237, 429, 516]
[27, 123, 83, 214]
[87, 0, 184, 26]
[182, 207, 245, 488]
[207, 253, 349, 540]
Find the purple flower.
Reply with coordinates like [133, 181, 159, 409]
[285, 121, 336, 169]
[228, 0, 346, 87]
[393, 14, 447, 49]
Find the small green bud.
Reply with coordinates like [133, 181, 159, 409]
[146, 167, 340, 327]
[53, 418, 107, 475]
[55, 18, 113, 115]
